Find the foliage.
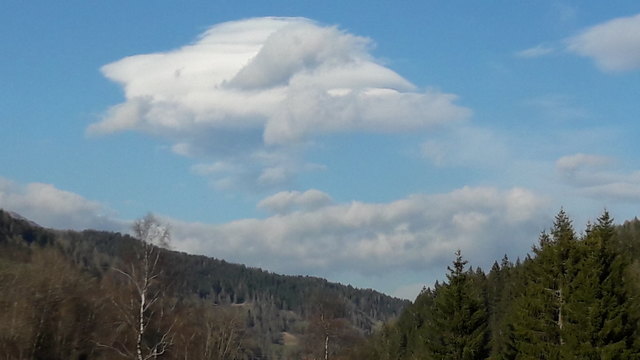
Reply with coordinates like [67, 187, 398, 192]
[348, 210, 640, 360]
[4, 208, 640, 359]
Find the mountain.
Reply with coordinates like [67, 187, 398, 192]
[0, 209, 408, 359]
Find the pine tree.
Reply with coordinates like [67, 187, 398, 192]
[504, 210, 579, 359]
[564, 211, 639, 358]
[424, 250, 489, 360]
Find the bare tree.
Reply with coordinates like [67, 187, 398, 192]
[202, 306, 247, 360]
[100, 213, 174, 360]
[303, 294, 359, 360]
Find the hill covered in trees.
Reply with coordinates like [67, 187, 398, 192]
[0, 209, 407, 359]
[347, 210, 640, 359]
[5, 208, 640, 359]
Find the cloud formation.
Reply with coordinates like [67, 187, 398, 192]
[517, 13, 640, 73]
[89, 17, 470, 187]
[0, 177, 125, 231]
[567, 13, 640, 72]
[170, 186, 550, 277]
[556, 153, 640, 201]
[0, 176, 549, 298]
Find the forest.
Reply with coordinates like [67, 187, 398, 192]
[348, 210, 640, 359]
[0, 210, 405, 360]
[2, 208, 640, 359]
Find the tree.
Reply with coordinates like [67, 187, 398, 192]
[201, 307, 248, 360]
[302, 293, 360, 360]
[100, 214, 174, 360]
[424, 250, 489, 360]
[564, 211, 639, 357]
[0, 247, 101, 360]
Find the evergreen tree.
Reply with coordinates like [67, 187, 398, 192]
[424, 250, 489, 360]
[505, 210, 579, 359]
[487, 255, 519, 359]
[564, 211, 639, 358]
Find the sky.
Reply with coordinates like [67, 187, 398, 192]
[2, 1, 640, 300]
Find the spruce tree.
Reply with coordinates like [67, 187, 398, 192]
[424, 250, 489, 360]
[565, 211, 639, 357]
[505, 210, 579, 359]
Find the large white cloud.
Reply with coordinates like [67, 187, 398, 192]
[169, 186, 550, 277]
[567, 13, 640, 72]
[0, 176, 550, 298]
[89, 17, 470, 187]
[0, 177, 125, 231]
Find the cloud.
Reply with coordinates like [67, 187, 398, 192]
[190, 149, 326, 191]
[567, 13, 640, 72]
[556, 153, 613, 174]
[258, 189, 333, 214]
[556, 153, 640, 202]
[421, 125, 509, 168]
[524, 94, 590, 122]
[515, 44, 555, 58]
[88, 17, 470, 187]
[0, 176, 550, 297]
[0, 177, 125, 231]
[169, 186, 550, 277]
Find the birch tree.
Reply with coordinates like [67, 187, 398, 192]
[101, 213, 174, 360]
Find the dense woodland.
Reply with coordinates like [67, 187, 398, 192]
[3, 209, 640, 359]
[0, 210, 406, 360]
[346, 210, 640, 359]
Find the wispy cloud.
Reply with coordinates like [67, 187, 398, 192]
[515, 44, 555, 58]
[556, 153, 640, 202]
[88, 17, 470, 188]
[516, 13, 640, 73]
[257, 189, 333, 214]
[524, 94, 590, 121]
[421, 125, 509, 168]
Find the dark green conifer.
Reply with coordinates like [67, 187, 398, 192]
[505, 210, 579, 358]
[424, 250, 489, 360]
[565, 211, 639, 357]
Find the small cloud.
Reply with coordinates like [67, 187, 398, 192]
[0, 177, 125, 231]
[524, 94, 589, 121]
[421, 126, 509, 168]
[567, 13, 640, 72]
[556, 153, 640, 202]
[556, 153, 612, 174]
[515, 44, 555, 58]
[552, 3, 578, 23]
[258, 189, 333, 214]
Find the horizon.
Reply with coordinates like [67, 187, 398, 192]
[2, 1, 640, 300]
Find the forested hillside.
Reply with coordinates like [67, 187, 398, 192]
[5, 208, 640, 359]
[0, 209, 407, 360]
[346, 210, 640, 359]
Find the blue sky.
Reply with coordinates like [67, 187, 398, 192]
[2, 1, 640, 299]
